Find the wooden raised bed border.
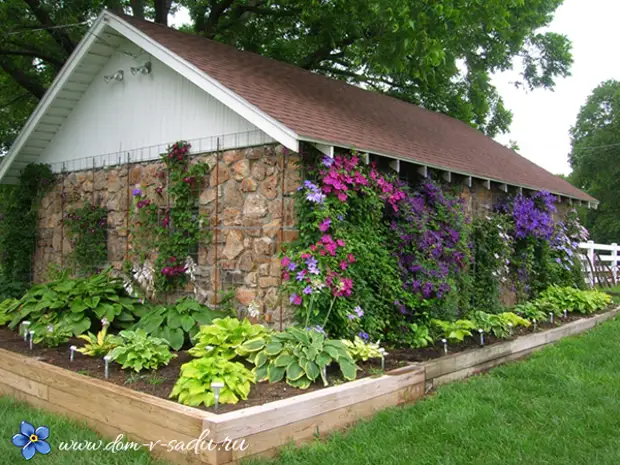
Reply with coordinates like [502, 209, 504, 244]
[0, 307, 618, 464]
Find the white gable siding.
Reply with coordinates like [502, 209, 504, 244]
[38, 49, 269, 171]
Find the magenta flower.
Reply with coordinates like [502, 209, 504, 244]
[319, 218, 332, 232]
[290, 294, 302, 305]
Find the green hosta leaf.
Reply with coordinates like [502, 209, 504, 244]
[164, 327, 184, 351]
[265, 342, 283, 356]
[167, 311, 183, 329]
[339, 359, 357, 381]
[274, 353, 295, 368]
[286, 362, 305, 381]
[255, 364, 268, 381]
[287, 377, 312, 389]
[304, 360, 320, 381]
[240, 337, 267, 353]
[181, 315, 195, 333]
[268, 364, 286, 383]
[84, 296, 101, 309]
[316, 352, 332, 368]
[71, 298, 88, 313]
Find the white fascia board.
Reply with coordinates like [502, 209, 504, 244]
[106, 12, 299, 153]
[313, 143, 334, 158]
[0, 14, 108, 182]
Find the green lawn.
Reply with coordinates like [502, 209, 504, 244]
[0, 397, 167, 464]
[3, 318, 620, 465]
[250, 316, 620, 465]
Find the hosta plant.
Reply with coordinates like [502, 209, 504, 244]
[342, 336, 386, 362]
[539, 286, 611, 315]
[401, 323, 435, 348]
[188, 317, 271, 361]
[77, 321, 119, 357]
[5, 270, 145, 336]
[133, 297, 224, 350]
[431, 319, 477, 343]
[33, 324, 73, 348]
[469, 311, 530, 338]
[246, 327, 357, 389]
[109, 329, 175, 372]
[170, 355, 255, 407]
[0, 298, 18, 326]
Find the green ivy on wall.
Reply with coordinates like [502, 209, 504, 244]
[64, 202, 108, 274]
[0, 163, 54, 293]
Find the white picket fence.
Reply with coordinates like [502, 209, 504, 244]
[578, 241, 619, 287]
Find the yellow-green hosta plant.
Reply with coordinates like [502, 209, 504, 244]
[431, 318, 476, 343]
[188, 317, 270, 361]
[469, 311, 531, 338]
[170, 356, 255, 407]
[77, 320, 118, 357]
[246, 326, 357, 389]
[108, 329, 175, 372]
[342, 336, 386, 362]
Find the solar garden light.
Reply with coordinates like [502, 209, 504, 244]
[478, 329, 484, 347]
[378, 348, 387, 369]
[28, 330, 34, 350]
[508, 323, 513, 337]
[47, 324, 54, 333]
[69, 345, 77, 362]
[211, 382, 225, 410]
[564, 309, 568, 319]
[21, 321, 30, 342]
[549, 312, 554, 325]
[533, 319, 537, 332]
[104, 355, 112, 379]
[441, 338, 448, 355]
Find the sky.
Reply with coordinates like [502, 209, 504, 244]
[171, 0, 620, 176]
[493, 0, 620, 175]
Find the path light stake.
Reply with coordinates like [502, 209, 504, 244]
[70, 345, 77, 362]
[478, 329, 484, 347]
[21, 321, 30, 342]
[441, 338, 448, 355]
[28, 330, 34, 350]
[104, 355, 111, 379]
[549, 312, 554, 325]
[321, 366, 328, 383]
[211, 382, 224, 411]
[47, 324, 54, 334]
[508, 323, 513, 337]
[564, 309, 568, 320]
[378, 348, 387, 370]
[533, 319, 537, 332]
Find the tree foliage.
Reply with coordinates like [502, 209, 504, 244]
[569, 80, 620, 242]
[1, 0, 572, 151]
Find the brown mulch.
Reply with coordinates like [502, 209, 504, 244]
[0, 310, 607, 413]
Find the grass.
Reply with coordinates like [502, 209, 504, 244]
[250, 316, 620, 465]
[0, 396, 169, 464]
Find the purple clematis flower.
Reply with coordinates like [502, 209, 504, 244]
[12, 421, 51, 460]
[132, 187, 143, 197]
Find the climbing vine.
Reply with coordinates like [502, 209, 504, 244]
[130, 141, 210, 292]
[64, 202, 108, 274]
[0, 163, 54, 289]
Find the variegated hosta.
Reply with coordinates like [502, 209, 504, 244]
[239, 327, 357, 389]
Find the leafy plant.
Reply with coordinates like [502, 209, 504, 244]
[170, 355, 255, 407]
[469, 311, 530, 338]
[188, 317, 270, 361]
[341, 336, 386, 362]
[246, 327, 357, 389]
[400, 323, 435, 349]
[5, 270, 146, 337]
[108, 329, 175, 372]
[0, 298, 18, 326]
[64, 202, 108, 274]
[33, 324, 73, 348]
[77, 322, 118, 357]
[539, 286, 611, 315]
[431, 319, 476, 343]
[514, 301, 550, 322]
[133, 297, 224, 350]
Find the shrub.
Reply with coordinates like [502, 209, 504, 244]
[109, 329, 175, 372]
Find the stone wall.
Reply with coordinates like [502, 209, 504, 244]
[34, 144, 301, 328]
[33, 146, 571, 327]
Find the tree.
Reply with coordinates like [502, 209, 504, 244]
[569, 80, 620, 242]
[1, 0, 572, 151]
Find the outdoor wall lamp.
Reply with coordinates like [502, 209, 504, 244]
[104, 70, 124, 83]
[130, 61, 151, 75]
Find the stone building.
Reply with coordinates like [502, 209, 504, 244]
[0, 11, 596, 327]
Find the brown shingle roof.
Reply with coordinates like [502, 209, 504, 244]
[118, 13, 595, 202]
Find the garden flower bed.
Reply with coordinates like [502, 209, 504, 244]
[1, 306, 618, 465]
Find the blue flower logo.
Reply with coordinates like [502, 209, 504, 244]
[11, 421, 51, 460]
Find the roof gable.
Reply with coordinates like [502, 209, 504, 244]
[0, 11, 595, 205]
